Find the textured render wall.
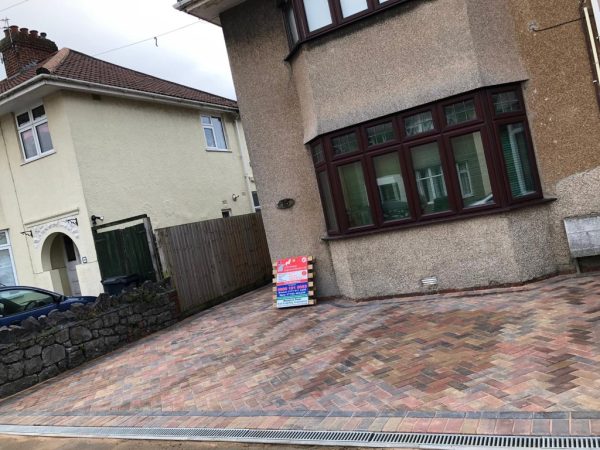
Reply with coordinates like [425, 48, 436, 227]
[329, 205, 555, 299]
[292, 0, 528, 141]
[222, 0, 340, 296]
[0, 281, 179, 398]
[0, 92, 101, 295]
[64, 91, 252, 230]
[507, 0, 600, 271]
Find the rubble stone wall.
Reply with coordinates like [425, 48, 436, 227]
[0, 281, 179, 398]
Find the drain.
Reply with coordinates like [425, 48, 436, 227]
[0, 425, 599, 448]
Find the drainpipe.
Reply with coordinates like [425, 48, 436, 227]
[233, 115, 256, 212]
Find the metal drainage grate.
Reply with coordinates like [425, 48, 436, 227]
[0, 425, 599, 448]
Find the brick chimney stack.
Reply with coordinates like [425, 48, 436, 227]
[0, 26, 58, 78]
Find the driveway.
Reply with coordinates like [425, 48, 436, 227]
[0, 273, 599, 437]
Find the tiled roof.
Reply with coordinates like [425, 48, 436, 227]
[0, 48, 238, 109]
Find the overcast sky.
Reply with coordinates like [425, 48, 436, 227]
[0, 0, 237, 99]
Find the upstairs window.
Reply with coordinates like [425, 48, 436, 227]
[310, 84, 543, 236]
[283, 0, 412, 49]
[15, 104, 54, 162]
[202, 115, 228, 151]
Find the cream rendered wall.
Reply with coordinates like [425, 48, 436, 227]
[63, 91, 252, 229]
[0, 92, 102, 295]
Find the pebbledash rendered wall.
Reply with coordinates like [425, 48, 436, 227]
[0, 281, 179, 398]
[219, 0, 600, 299]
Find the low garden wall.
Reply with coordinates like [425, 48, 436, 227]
[0, 280, 179, 398]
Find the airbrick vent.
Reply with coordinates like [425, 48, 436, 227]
[0, 425, 599, 449]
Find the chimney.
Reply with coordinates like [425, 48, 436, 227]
[0, 26, 58, 78]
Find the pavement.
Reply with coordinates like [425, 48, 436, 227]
[0, 273, 600, 438]
[0, 435, 388, 449]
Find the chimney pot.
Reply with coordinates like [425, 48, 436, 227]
[3, 29, 8, 37]
[19, 27, 28, 34]
[40, 32, 47, 38]
[9, 25, 18, 33]
[30, 30, 38, 38]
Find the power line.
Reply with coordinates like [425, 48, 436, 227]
[93, 21, 201, 57]
[0, 0, 30, 13]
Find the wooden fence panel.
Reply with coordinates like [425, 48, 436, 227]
[156, 213, 272, 314]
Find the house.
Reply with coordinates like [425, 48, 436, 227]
[176, 0, 600, 299]
[0, 25, 258, 296]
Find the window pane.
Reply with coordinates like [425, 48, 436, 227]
[285, 4, 300, 45]
[450, 132, 494, 207]
[492, 91, 521, 114]
[373, 153, 410, 221]
[20, 130, 38, 159]
[338, 162, 373, 227]
[340, 0, 368, 17]
[36, 122, 53, 153]
[0, 232, 8, 247]
[303, 0, 333, 31]
[317, 171, 338, 231]
[204, 127, 216, 148]
[252, 191, 260, 208]
[499, 122, 536, 198]
[211, 117, 227, 149]
[366, 122, 394, 146]
[411, 142, 449, 214]
[0, 249, 15, 286]
[16, 112, 30, 127]
[201, 116, 211, 125]
[331, 132, 359, 156]
[445, 99, 476, 125]
[405, 111, 434, 137]
[0, 289, 54, 314]
[311, 142, 325, 164]
[31, 105, 45, 120]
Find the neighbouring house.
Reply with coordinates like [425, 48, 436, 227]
[0, 25, 258, 297]
[176, 0, 600, 299]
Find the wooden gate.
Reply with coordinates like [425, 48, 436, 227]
[156, 213, 271, 315]
[92, 215, 160, 282]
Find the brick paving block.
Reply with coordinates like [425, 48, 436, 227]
[571, 419, 591, 436]
[494, 419, 514, 434]
[427, 418, 448, 433]
[512, 419, 532, 435]
[551, 419, 570, 436]
[590, 419, 600, 435]
[412, 418, 432, 433]
[396, 417, 417, 433]
[477, 419, 497, 435]
[531, 419, 551, 435]
[444, 418, 464, 433]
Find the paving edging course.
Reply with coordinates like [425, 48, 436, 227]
[0, 280, 179, 398]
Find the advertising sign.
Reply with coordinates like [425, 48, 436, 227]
[273, 256, 315, 308]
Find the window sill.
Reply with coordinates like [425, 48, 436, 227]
[321, 197, 556, 241]
[20, 150, 56, 166]
[205, 148, 231, 153]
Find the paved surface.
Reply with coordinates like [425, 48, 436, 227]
[1, 274, 600, 437]
[0, 435, 382, 449]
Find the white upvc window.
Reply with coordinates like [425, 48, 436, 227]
[0, 231, 17, 286]
[456, 161, 474, 198]
[15, 104, 54, 162]
[201, 115, 228, 151]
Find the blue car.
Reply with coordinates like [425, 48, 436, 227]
[0, 286, 97, 327]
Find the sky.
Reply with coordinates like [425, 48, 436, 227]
[0, 0, 237, 99]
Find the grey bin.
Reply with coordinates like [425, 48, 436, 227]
[101, 274, 140, 296]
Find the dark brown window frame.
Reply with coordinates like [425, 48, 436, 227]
[311, 83, 545, 238]
[280, 0, 415, 56]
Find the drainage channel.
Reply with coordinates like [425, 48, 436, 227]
[0, 425, 599, 449]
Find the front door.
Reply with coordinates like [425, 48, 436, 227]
[63, 236, 81, 296]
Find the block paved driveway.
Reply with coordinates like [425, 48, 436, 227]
[1, 274, 600, 437]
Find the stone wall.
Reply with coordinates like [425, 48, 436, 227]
[0, 281, 179, 398]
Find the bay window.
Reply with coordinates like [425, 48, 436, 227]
[311, 84, 543, 236]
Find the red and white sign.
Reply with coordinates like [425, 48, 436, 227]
[275, 256, 311, 308]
